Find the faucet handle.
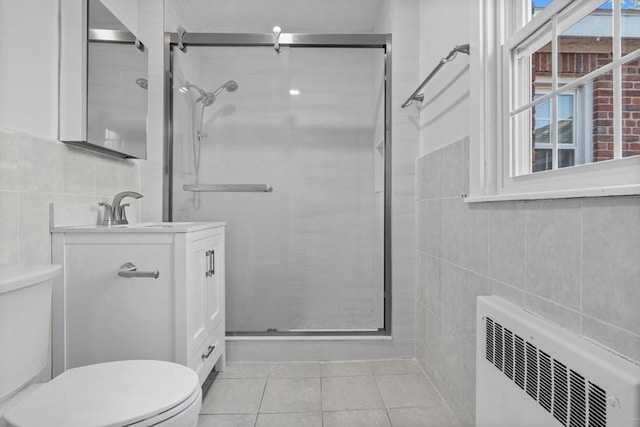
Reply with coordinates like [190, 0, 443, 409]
[119, 203, 130, 225]
[98, 202, 113, 226]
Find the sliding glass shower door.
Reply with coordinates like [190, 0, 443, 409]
[169, 37, 389, 334]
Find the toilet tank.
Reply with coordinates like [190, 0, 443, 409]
[0, 265, 61, 401]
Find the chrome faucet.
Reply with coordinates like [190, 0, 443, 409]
[112, 191, 143, 224]
[99, 191, 143, 226]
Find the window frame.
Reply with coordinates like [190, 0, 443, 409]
[532, 90, 579, 171]
[468, 0, 640, 202]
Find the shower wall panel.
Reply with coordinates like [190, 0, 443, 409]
[172, 46, 385, 333]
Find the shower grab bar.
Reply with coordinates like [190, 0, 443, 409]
[183, 184, 273, 192]
[401, 44, 470, 108]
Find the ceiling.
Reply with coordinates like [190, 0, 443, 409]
[164, 0, 387, 34]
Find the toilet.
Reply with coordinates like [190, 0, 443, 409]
[0, 265, 201, 427]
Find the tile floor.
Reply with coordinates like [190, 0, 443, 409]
[198, 359, 459, 427]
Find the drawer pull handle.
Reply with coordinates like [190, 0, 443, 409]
[202, 345, 215, 361]
[118, 262, 159, 279]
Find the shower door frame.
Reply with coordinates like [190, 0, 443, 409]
[163, 32, 393, 337]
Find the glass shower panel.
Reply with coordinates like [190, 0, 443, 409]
[172, 45, 385, 333]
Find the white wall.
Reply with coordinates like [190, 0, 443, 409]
[0, 0, 59, 139]
[417, 0, 471, 156]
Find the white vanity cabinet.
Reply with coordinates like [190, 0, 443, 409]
[51, 222, 226, 385]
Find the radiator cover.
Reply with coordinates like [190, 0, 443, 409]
[476, 296, 640, 427]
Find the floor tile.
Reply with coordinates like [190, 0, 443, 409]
[387, 406, 460, 427]
[201, 378, 266, 414]
[320, 361, 372, 377]
[270, 362, 320, 378]
[321, 376, 384, 411]
[256, 412, 322, 427]
[323, 409, 391, 427]
[259, 378, 322, 413]
[375, 374, 440, 408]
[369, 359, 423, 376]
[217, 362, 271, 379]
[198, 414, 256, 427]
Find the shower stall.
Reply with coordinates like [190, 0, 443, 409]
[164, 31, 391, 336]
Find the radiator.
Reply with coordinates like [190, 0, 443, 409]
[476, 296, 640, 427]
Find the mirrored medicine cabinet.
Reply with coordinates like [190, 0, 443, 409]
[59, 0, 148, 159]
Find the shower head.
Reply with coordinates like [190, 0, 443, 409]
[180, 80, 238, 106]
[212, 80, 239, 97]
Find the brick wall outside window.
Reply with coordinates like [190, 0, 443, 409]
[532, 52, 640, 162]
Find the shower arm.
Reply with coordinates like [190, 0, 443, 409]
[401, 44, 470, 108]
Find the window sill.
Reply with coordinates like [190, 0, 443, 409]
[466, 184, 640, 203]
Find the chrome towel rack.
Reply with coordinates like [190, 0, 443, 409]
[401, 44, 470, 108]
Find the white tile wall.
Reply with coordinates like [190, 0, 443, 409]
[415, 140, 640, 426]
[0, 128, 140, 266]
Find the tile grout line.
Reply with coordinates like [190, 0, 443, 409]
[582, 313, 640, 339]
[253, 372, 270, 427]
[320, 372, 324, 427]
[369, 364, 391, 425]
[414, 358, 462, 427]
[579, 198, 584, 334]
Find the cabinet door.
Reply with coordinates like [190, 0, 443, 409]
[64, 243, 174, 369]
[186, 237, 211, 357]
[207, 234, 224, 330]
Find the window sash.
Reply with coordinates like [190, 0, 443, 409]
[468, 0, 640, 201]
[508, 0, 640, 177]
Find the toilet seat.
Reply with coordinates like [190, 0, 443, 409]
[2, 360, 201, 427]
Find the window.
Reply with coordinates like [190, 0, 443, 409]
[533, 92, 578, 171]
[469, 0, 640, 200]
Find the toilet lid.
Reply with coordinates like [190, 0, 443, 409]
[2, 360, 200, 427]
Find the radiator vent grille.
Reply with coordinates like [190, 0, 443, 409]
[526, 342, 539, 400]
[539, 351, 553, 413]
[515, 335, 526, 390]
[570, 370, 586, 427]
[496, 324, 504, 371]
[554, 360, 569, 425]
[486, 318, 494, 363]
[588, 383, 607, 427]
[504, 329, 514, 380]
[484, 317, 607, 427]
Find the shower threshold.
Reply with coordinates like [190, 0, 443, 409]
[287, 329, 379, 333]
[225, 332, 391, 341]
[226, 328, 387, 338]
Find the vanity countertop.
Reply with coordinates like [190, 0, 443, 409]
[51, 221, 226, 233]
